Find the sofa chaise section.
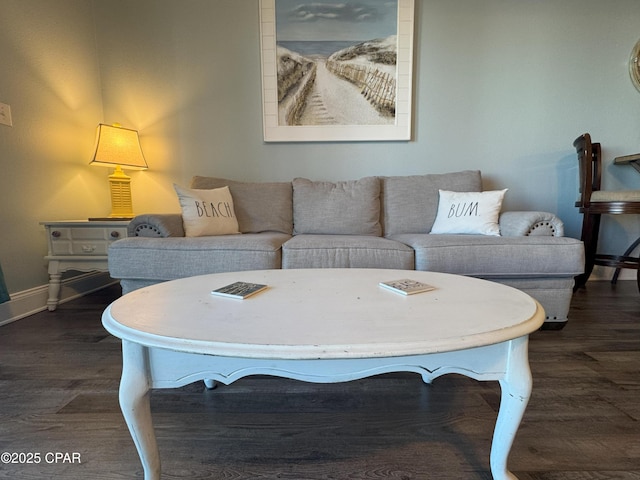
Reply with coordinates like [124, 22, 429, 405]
[110, 177, 294, 293]
[375, 172, 584, 326]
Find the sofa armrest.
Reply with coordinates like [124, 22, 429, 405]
[499, 211, 565, 237]
[128, 214, 185, 238]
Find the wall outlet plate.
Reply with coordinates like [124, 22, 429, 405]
[0, 102, 13, 127]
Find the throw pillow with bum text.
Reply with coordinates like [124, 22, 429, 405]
[430, 189, 507, 236]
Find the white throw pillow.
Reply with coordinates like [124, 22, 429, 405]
[430, 189, 507, 236]
[174, 184, 240, 237]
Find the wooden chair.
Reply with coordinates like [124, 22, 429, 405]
[573, 133, 640, 291]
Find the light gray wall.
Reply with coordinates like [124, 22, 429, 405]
[1, 0, 640, 295]
[0, 0, 105, 293]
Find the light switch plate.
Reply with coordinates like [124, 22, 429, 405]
[0, 102, 13, 127]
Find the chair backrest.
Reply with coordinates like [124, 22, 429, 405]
[574, 133, 602, 210]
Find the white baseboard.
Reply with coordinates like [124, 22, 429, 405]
[589, 265, 636, 282]
[0, 272, 118, 327]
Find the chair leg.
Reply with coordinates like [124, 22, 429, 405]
[575, 213, 601, 290]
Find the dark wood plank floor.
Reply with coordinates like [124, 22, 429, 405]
[0, 281, 638, 479]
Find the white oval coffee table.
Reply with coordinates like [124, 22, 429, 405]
[102, 268, 545, 480]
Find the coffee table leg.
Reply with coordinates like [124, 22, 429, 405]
[119, 341, 161, 480]
[490, 336, 531, 480]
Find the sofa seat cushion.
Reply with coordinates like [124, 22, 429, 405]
[282, 235, 414, 269]
[109, 233, 291, 281]
[390, 233, 584, 277]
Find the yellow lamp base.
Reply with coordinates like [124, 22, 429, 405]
[108, 166, 135, 218]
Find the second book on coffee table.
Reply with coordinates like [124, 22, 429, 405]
[379, 279, 436, 296]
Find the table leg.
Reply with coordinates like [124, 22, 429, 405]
[120, 341, 161, 480]
[203, 378, 217, 389]
[490, 336, 531, 480]
[46, 274, 62, 311]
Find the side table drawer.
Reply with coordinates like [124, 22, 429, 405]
[70, 240, 110, 255]
[47, 225, 128, 256]
[69, 226, 127, 241]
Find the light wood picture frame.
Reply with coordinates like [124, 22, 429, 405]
[259, 0, 415, 142]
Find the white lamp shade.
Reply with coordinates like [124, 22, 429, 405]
[90, 123, 148, 170]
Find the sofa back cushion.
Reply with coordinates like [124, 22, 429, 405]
[380, 171, 482, 235]
[292, 177, 382, 236]
[190, 176, 293, 234]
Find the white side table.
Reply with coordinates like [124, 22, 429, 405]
[40, 220, 129, 311]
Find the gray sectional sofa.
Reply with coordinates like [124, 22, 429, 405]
[108, 170, 584, 328]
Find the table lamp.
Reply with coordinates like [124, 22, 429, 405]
[90, 123, 147, 219]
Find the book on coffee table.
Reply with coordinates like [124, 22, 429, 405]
[211, 281, 268, 299]
[379, 279, 436, 296]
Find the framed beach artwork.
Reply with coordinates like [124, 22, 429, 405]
[259, 0, 415, 142]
